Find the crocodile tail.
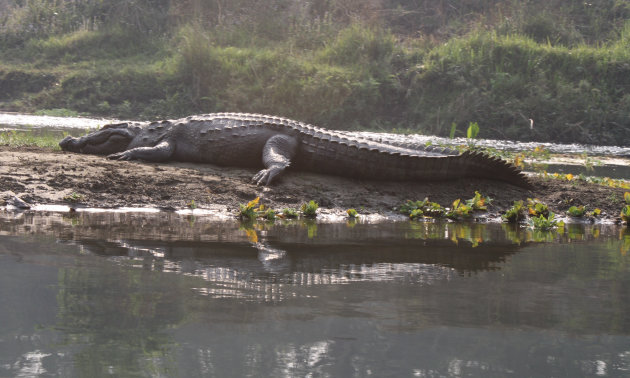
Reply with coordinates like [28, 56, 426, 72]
[452, 150, 532, 188]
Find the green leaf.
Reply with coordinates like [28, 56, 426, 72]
[466, 122, 480, 139]
[449, 122, 457, 139]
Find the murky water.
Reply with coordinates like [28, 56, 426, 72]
[1, 211, 629, 377]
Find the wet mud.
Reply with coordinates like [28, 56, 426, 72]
[0, 146, 627, 221]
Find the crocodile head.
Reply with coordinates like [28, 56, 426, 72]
[59, 123, 137, 155]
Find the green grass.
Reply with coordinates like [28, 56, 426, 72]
[0, 130, 63, 149]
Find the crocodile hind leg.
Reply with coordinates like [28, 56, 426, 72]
[253, 134, 298, 185]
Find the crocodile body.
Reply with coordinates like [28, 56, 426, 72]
[59, 113, 529, 187]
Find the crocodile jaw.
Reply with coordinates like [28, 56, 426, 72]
[59, 128, 134, 155]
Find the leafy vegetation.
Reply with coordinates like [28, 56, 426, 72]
[527, 198, 550, 218]
[446, 199, 473, 221]
[238, 197, 261, 221]
[1, 1, 629, 145]
[502, 200, 526, 223]
[63, 192, 84, 203]
[529, 212, 564, 231]
[567, 205, 587, 218]
[621, 192, 630, 223]
[399, 198, 445, 219]
[346, 208, 359, 219]
[281, 208, 299, 219]
[301, 200, 319, 218]
[466, 191, 492, 211]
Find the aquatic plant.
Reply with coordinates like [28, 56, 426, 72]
[399, 198, 445, 219]
[446, 199, 473, 220]
[466, 191, 492, 211]
[502, 200, 526, 223]
[239, 197, 261, 221]
[567, 205, 586, 217]
[301, 200, 319, 218]
[346, 208, 358, 218]
[620, 205, 630, 223]
[262, 208, 276, 221]
[527, 198, 550, 218]
[187, 199, 196, 209]
[399, 199, 428, 215]
[529, 212, 564, 230]
[423, 202, 446, 218]
[280, 208, 299, 219]
[63, 192, 84, 203]
[409, 209, 424, 220]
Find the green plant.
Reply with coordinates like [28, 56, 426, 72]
[567, 205, 586, 217]
[409, 209, 424, 220]
[262, 208, 276, 221]
[0, 130, 64, 149]
[449, 122, 457, 138]
[423, 201, 446, 218]
[239, 197, 261, 221]
[502, 200, 526, 223]
[63, 192, 84, 203]
[529, 212, 564, 230]
[399, 199, 428, 215]
[465, 122, 480, 148]
[466, 191, 492, 211]
[346, 208, 358, 218]
[581, 153, 601, 172]
[446, 199, 473, 220]
[281, 208, 299, 219]
[301, 200, 319, 218]
[621, 205, 630, 222]
[527, 198, 550, 217]
[399, 198, 445, 219]
[187, 199, 197, 209]
[466, 121, 480, 139]
[625, 192, 630, 205]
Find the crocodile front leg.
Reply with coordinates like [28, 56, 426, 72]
[107, 140, 174, 162]
[253, 134, 298, 185]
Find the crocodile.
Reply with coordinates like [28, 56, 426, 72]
[59, 113, 530, 187]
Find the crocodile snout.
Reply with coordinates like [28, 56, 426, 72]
[59, 135, 78, 151]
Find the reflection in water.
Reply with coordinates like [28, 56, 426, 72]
[0, 211, 629, 376]
[1, 212, 531, 302]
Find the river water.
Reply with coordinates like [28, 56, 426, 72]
[1, 211, 629, 377]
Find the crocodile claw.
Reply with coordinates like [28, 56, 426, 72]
[253, 168, 281, 186]
[107, 151, 134, 161]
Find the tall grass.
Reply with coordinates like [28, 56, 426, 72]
[174, 24, 395, 127]
[1, 1, 629, 144]
[408, 29, 630, 144]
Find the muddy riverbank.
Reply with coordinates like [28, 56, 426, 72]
[0, 145, 627, 221]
